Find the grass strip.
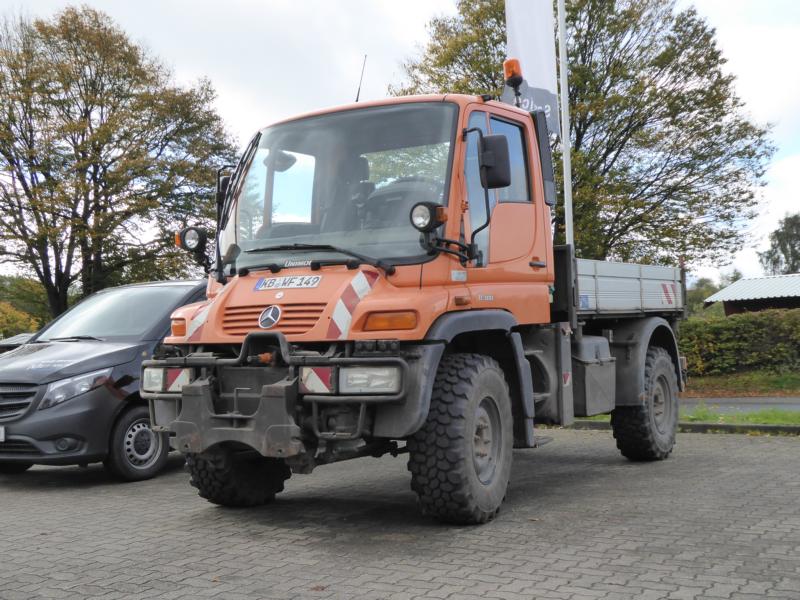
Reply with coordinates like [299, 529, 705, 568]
[579, 405, 800, 426]
[684, 370, 800, 398]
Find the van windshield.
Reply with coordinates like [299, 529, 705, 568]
[219, 102, 457, 271]
[37, 285, 193, 342]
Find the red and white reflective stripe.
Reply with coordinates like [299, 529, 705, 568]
[326, 271, 379, 339]
[299, 367, 334, 394]
[187, 304, 211, 341]
[661, 283, 678, 305]
[165, 368, 191, 392]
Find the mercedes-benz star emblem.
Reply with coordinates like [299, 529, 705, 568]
[258, 305, 282, 329]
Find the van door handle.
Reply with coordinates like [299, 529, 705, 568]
[529, 260, 546, 268]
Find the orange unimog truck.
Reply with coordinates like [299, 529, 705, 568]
[142, 66, 685, 524]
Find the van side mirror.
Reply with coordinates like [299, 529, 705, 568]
[479, 134, 511, 189]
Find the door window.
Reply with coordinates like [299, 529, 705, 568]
[489, 117, 530, 203]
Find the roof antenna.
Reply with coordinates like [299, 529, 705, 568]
[355, 54, 367, 102]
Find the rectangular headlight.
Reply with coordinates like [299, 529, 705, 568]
[142, 368, 165, 393]
[338, 366, 401, 394]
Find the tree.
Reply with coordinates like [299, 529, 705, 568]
[759, 213, 800, 275]
[392, 0, 774, 267]
[0, 275, 51, 325]
[0, 301, 38, 337]
[685, 276, 719, 317]
[0, 7, 236, 317]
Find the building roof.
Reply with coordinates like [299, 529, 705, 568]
[705, 273, 800, 304]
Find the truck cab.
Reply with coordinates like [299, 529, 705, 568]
[142, 94, 684, 524]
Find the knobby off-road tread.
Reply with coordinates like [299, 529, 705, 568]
[186, 447, 291, 507]
[611, 347, 677, 461]
[407, 353, 512, 525]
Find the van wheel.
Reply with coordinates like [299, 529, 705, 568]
[104, 405, 169, 481]
[611, 347, 679, 461]
[407, 353, 513, 525]
[186, 446, 291, 507]
[0, 462, 33, 474]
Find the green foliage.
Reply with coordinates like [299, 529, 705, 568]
[0, 7, 236, 317]
[685, 277, 721, 317]
[0, 275, 51, 325]
[759, 213, 800, 275]
[393, 0, 774, 267]
[0, 300, 38, 336]
[679, 309, 800, 375]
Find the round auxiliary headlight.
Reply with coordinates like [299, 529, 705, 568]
[410, 203, 433, 231]
[183, 228, 201, 250]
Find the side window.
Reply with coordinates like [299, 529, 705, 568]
[489, 117, 530, 203]
[464, 111, 491, 265]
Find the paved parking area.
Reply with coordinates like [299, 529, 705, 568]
[1, 429, 799, 600]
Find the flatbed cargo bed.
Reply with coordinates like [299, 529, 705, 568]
[575, 258, 684, 317]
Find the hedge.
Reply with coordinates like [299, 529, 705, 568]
[678, 308, 800, 376]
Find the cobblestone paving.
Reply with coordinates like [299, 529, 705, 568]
[1, 429, 799, 599]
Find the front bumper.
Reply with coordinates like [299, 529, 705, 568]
[143, 332, 442, 457]
[0, 387, 119, 464]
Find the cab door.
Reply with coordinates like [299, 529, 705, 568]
[462, 105, 553, 325]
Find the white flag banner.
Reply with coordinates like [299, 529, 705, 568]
[502, 0, 560, 135]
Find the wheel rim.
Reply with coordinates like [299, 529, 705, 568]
[651, 374, 673, 434]
[124, 418, 162, 470]
[473, 396, 502, 485]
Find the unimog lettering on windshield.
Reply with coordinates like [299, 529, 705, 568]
[254, 275, 322, 290]
[149, 89, 686, 526]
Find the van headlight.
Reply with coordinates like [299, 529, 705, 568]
[338, 366, 401, 394]
[39, 368, 113, 410]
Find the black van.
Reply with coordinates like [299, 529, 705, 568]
[0, 280, 205, 480]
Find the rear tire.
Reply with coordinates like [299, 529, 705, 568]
[104, 405, 169, 481]
[186, 446, 291, 507]
[0, 462, 33, 474]
[408, 353, 513, 525]
[611, 347, 678, 461]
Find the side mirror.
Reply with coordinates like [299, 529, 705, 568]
[216, 174, 230, 208]
[479, 134, 511, 189]
[531, 110, 556, 206]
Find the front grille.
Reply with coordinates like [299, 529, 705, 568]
[0, 384, 38, 421]
[222, 303, 327, 336]
[0, 440, 40, 455]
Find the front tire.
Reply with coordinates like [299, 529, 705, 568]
[186, 446, 291, 507]
[408, 353, 514, 525]
[0, 462, 33, 474]
[611, 347, 679, 461]
[104, 405, 169, 481]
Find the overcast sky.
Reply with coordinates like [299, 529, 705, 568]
[2, 0, 798, 282]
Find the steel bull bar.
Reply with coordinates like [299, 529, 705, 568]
[142, 332, 411, 455]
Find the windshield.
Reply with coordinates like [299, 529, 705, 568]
[220, 102, 458, 270]
[37, 285, 193, 342]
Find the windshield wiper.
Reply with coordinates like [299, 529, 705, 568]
[244, 244, 396, 275]
[46, 335, 104, 342]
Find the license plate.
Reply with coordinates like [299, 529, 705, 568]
[254, 275, 322, 291]
[0, 426, 5, 443]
